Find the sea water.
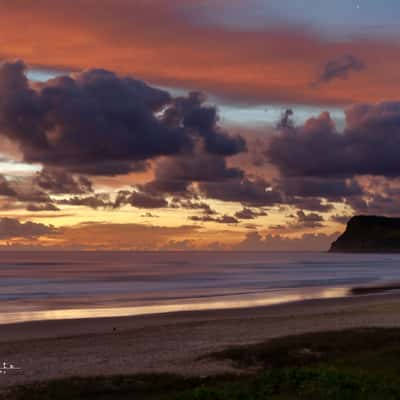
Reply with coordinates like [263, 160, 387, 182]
[1, 251, 400, 324]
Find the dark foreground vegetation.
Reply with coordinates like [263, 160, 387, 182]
[4, 328, 400, 400]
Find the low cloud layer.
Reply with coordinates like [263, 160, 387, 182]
[235, 231, 339, 252]
[199, 178, 282, 207]
[0, 218, 56, 239]
[34, 168, 93, 194]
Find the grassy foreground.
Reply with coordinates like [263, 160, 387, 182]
[4, 328, 400, 399]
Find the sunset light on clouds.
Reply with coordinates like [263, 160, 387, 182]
[0, 0, 399, 250]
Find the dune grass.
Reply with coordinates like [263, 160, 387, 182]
[4, 328, 400, 399]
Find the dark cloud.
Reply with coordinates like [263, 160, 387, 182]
[277, 109, 294, 130]
[0, 175, 18, 197]
[290, 210, 325, 229]
[26, 202, 60, 212]
[34, 168, 93, 194]
[214, 215, 239, 224]
[269, 224, 287, 230]
[0, 62, 245, 176]
[267, 103, 400, 178]
[0, 218, 56, 239]
[0, 173, 59, 211]
[269, 210, 325, 231]
[278, 177, 362, 199]
[189, 214, 239, 224]
[199, 177, 282, 206]
[140, 212, 159, 218]
[276, 175, 361, 212]
[57, 194, 112, 209]
[126, 191, 169, 209]
[163, 91, 246, 156]
[114, 190, 168, 209]
[243, 223, 262, 230]
[234, 231, 340, 252]
[172, 199, 217, 215]
[0, 62, 183, 175]
[313, 55, 366, 86]
[346, 191, 400, 217]
[234, 207, 267, 220]
[143, 153, 244, 196]
[7, 183, 51, 204]
[286, 197, 334, 212]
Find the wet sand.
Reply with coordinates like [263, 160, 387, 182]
[1, 293, 400, 387]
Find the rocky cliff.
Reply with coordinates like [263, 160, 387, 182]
[330, 215, 400, 253]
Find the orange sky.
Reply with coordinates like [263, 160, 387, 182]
[0, 0, 399, 107]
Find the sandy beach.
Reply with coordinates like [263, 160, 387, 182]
[0, 292, 400, 388]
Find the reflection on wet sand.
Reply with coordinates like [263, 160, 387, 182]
[0, 287, 348, 325]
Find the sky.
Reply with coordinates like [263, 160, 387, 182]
[0, 0, 399, 251]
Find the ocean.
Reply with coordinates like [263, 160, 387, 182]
[1, 251, 400, 325]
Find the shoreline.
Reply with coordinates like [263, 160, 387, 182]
[0, 285, 350, 326]
[1, 291, 399, 342]
[1, 285, 397, 337]
[2, 292, 400, 387]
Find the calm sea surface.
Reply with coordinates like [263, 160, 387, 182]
[1, 251, 400, 324]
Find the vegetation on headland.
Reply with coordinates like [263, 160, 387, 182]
[4, 328, 400, 399]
